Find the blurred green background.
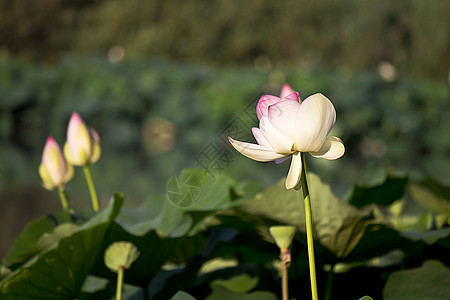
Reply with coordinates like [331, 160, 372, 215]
[0, 0, 449, 258]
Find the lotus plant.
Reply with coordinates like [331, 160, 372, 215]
[64, 112, 101, 211]
[229, 84, 345, 300]
[39, 137, 73, 210]
[229, 84, 344, 189]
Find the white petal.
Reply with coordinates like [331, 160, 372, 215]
[252, 128, 272, 149]
[310, 136, 345, 160]
[228, 137, 286, 162]
[285, 152, 302, 189]
[293, 93, 336, 152]
[259, 113, 294, 154]
[268, 100, 300, 141]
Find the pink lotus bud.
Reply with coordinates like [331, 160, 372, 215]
[280, 84, 296, 98]
[64, 112, 101, 166]
[39, 137, 74, 190]
[256, 84, 300, 120]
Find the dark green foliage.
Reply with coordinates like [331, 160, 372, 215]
[1, 169, 448, 299]
[383, 260, 450, 300]
[349, 176, 408, 208]
[4, 211, 75, 268]
[0, 194, 123, 299]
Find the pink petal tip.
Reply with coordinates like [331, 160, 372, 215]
[280, 84, 295, 99]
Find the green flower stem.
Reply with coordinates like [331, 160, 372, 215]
[58, 187, 68, 210]
[83, 165, 99, 212]
[116, 267, 124, 300]
[297, 153, 318, 300]
[324, 266, 334, 300]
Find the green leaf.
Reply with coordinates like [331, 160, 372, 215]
[0, 194, 124, 299]
[343, 220, 421, 262]
[117, 193, 192, 238]
[167, 168, 238, 211]
[211, 274, 258, 293]
[383, 260, 450, 300]
[241, 174, 360, 228]
[371, 197, 435, 231]
[332, 214, 373, 258]
[167, 234, 209, 265]
[358, 297, 374, 300]
[116, 194, 165, 236]
[116, 168, 259, 238]
[171, 291, 197, 300]
[240, 174, 367, 258]
[366, 249, 404, 268]
[0, 266, 11, 281]
[4, 211, 74, 268]
[349, 176, 408, 208]
[207, 284, 277, 300]
[199, 258, 239, 275]
[116, 168, 235, 237]
[408, 177, 450, 215]
[80, 275, 109, 293]
[400, 227, 450, 245]
[241, 173, 421, 261]
[36, 223, 79, 250]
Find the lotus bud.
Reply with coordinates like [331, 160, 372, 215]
[39, 137, 74, 190]
[64, 112, 101, 166]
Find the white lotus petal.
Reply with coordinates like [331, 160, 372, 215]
[268, 100, 300, 141]
[228, 137, 286, 162]
[293, 93, 336, 152]
[310, 136, 345, 160]
[259, 113, 294, 154]
[285, 151, 302, 189]
[252, 127, 272, 149]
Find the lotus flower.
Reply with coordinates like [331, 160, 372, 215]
[64, 112, 101, 166]
[39, 137, 74, 190]
[229, 84, 345, 189]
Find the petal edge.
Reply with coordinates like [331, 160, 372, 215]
[293, 93, 336, 152]
[228, 137, 286, 162]
[309, 136, 345, 160]
[285, 152, 302, 189]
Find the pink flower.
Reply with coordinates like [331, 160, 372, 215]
[39, 137, 73, 190]
[64, 112, 101, 166]
[229, 84, 345, 189]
